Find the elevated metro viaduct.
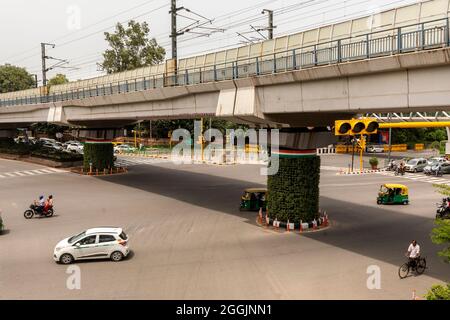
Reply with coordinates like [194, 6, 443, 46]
[2, 0, 450, 140]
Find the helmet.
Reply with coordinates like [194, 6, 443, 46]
[39, 195, 44, 200]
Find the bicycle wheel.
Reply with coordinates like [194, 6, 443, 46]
[416, 258, 426, 275]
[398, 263, 409, 279]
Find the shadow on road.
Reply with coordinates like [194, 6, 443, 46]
[95, 165, 449, 282]
[98, 165, 265, 223]
[0, 229, 11, 236]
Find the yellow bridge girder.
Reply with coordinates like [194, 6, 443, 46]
[379, 122, 450, 129]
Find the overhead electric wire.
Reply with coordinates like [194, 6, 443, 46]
[20, 0, 420, 81]
[1, 0, 165, 64]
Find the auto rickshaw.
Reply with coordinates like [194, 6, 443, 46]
[377, 184, 409, 205]
[240, 188, 267, 211]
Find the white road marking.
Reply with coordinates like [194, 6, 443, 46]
[115, 157, 169, 168]
[0, 168, 66, 180]
[375, 171, 450, 185]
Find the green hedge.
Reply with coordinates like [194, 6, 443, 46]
[31, 150, 83, 162]
[0, 138, 31, 155]
[83, 142, 114, 171]
[267, 156, 321, 223]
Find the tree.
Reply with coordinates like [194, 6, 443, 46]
[100, 20, 165, 74]
[431, 219, 450, 263]
[392, 128, 448, 145]
[48, 74, 69, 86]
[431, 185, 450, 262]
[0, 64, 35, 93]
[425, 184, 450, 300]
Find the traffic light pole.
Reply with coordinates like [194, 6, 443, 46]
[388, 127, 392, 165]
[360, 134, 365, 173]
[351, 138, 355, 172]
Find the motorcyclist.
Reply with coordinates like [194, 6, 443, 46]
[389, 160, 396, 171]
[399, 160, 406, 174]
[44, 195, 53, 212]
[34, 195, 45, 213]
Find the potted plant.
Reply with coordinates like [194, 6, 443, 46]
[369, 157, 379, 170]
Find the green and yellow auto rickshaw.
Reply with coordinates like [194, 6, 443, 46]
[377, 184, 409, 205]
[240, 188, 267, 211]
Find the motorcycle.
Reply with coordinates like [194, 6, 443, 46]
[436, 199, 450, 220]
[24, 204, 54, 219]
[395, 166, 406, 176]
[387, 161, 397, 172]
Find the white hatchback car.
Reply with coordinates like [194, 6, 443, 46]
[53, 227, 130, 264]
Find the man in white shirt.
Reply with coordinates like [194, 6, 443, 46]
[407, 240, 420, 269]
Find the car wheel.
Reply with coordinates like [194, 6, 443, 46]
[403, 200, 409, 205]
[60, 253, 74, 265]
[110, 251, 124, 262]
[377, 199, 382, 205]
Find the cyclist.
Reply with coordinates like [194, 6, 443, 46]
[406, 240, 421, 269]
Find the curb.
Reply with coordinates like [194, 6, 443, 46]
[256, 211, 330, 234]
[337, 168, 387, 175]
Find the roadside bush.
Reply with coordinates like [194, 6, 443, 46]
[425, 283, 450, 300]
[0, 139, 33, 155]
[31, 149, 83, 162]
[267, 156, 320, 223]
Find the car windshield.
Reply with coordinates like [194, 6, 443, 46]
[407, 160, 418, 165]
[68, 231, 86, 244]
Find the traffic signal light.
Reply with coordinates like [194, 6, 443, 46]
[334, 118, 379, 136]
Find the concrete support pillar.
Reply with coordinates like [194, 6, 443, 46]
[279, 131, 337, 150]
[267, 150, 320, 223]
[72, 128, 123, 141]
[265, 131, 335, 223]
[71, 128, 123, 171]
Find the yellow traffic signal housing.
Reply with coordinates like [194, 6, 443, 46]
[334, 118, 379, 136]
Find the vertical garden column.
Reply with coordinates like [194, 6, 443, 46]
[267, 149, 321, 224]
[76, 128, 122, 171]
[83, 140, 114, 171]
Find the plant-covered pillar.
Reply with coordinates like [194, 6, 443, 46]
[75, 128, 123, 171]
[83, 141, 114, 171]
[267, 149, 321, 224]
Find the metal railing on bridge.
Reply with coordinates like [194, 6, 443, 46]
[1, 18, 449, 108]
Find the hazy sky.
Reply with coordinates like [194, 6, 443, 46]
[0, 0, 419, 82]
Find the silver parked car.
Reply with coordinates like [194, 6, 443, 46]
[405, 158, 428, 173]
[424, 157, 447, 175]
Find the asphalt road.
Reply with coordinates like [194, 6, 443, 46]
[0, 155, 448, 300]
